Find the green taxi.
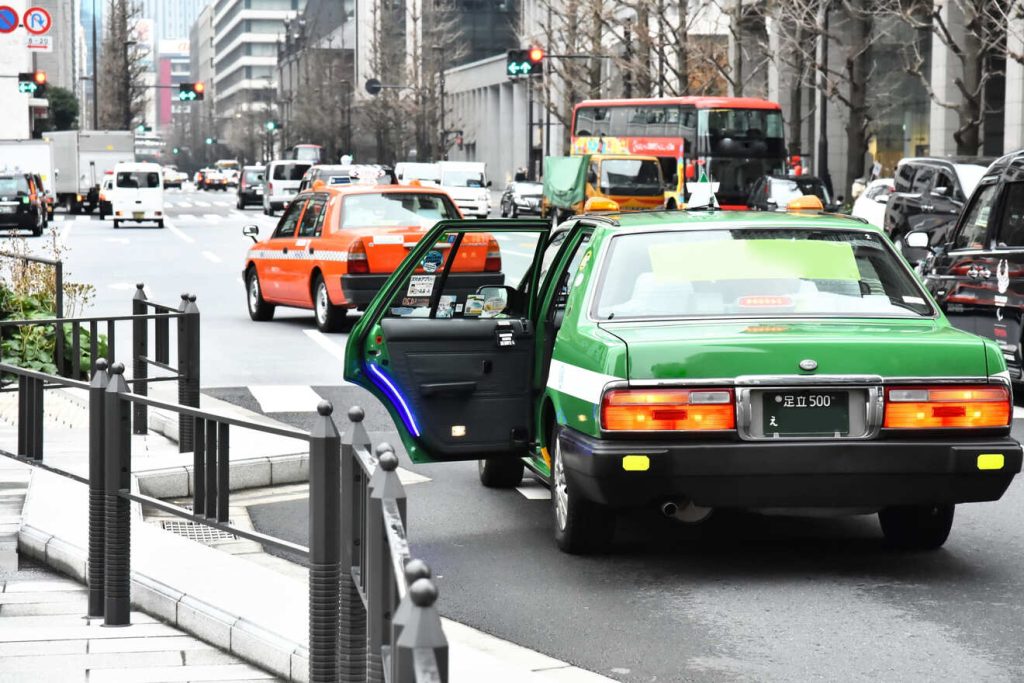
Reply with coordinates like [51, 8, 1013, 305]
[343, 210, 1021, 554]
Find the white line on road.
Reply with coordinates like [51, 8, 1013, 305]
[176, 200, 193, 208]
[500, 248, 534, 258]
[204, 213, 224, 222]
[165, 222, 195, 243]
[516, 482, 551, 500]
[248, 385, 324, 413]
[192, 200, 210, 207]
[303, 329, 346, 363]
[58, 219, 72, 244]
[1014, 406, 1024, 420]
[202, 250, 222, 263]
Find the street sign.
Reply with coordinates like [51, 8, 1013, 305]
[0, 6, 18, 33]
[25, 35, 51, 51]
[365, 78, 382, 96]
[23, 6, 51, 35]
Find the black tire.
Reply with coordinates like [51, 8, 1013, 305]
[666, 199, 677, 210]
[237, 197, 244, 210]
[500, 202, 508, 218]
[478, 458, 524, 488]
[246, 268, 275, 321]
[267, 204, 276, 217]
[156, 219, 164, 229]
[879, 504, 954, 550]
[313, 275, 345, 332]
[112, 220, 120, 229]
[510, 204, 519, 218]
[550, 424, 614, 554]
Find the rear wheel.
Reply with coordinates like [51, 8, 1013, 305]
[246, 268, 275, 321]
[313, 275, 345, 332]
[879, 504, 954, 550]
[478, 458, 524, 488]
[156, 219, 164, 229]
[550, 425, 614, 554]
[112, 220, 120, 229]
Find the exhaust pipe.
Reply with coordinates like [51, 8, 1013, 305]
[660, 499, 713, 524]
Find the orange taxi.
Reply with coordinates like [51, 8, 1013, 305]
[241, 184, 504, 331]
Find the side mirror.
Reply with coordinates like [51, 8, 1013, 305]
[905, 231, 929, 249]
[765, 198, 778, 210]
[242, 225, 260, 243]
[486, 180, 493, 188]
[932, 185, 950, 197]
[475, 285, 521, 316]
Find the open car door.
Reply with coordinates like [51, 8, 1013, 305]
[344, 219, 551, 463]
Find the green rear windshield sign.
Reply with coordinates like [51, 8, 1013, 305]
[651, 239, 860, 282]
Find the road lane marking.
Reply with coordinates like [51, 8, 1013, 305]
[58, 219, 72, 244]
[516, 482, 551, 500]
[202, 250, 222, 263]
[176, 200, 193, 208]
[204, 213, 223, 222]
[500, 248, 534, 258]
[248, 385, 323, 413]
[192, 200, 210, 207]
[303, 329, 345, 363]
[165, 221, 195, 243]
[1014, 406, 1024, 420]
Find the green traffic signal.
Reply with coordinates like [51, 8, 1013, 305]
[265, 121, 277, 131]
[506, 48, 543, 78]
[172, 147, 180, 154]
[205, 137, 214, 145]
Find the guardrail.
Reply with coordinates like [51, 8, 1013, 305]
[0, 360, 448, 683]
[0, 250, 65, 363]
[0, 282, 200, 451]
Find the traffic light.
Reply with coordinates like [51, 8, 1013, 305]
[205, 137, 216, 145]
[506, 48, 543, 78]
[178, 82, 205, 101]
[17, 70, 47, 96]
[265, 120, 278, 132]
[135, 123, 152, 134]
[172, 147, 180, 155]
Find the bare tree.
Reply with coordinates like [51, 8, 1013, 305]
[407, 0, 467, 160]
[358, 0, 411, 162]
[97, 0, 147, 130]
[885, 0, 1023, 155]
[288, 42, 352, 162]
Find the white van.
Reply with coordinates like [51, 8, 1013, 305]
[395, 162, 440, 187]
[110, 162, 164, 229]
[263, 160, 312, 216]
[437, 161, 490, 218]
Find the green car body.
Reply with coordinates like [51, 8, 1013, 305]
[344, 211, 1021, 553]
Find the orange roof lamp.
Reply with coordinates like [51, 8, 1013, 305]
[786, 195, 824, 211]
[584, 196, 620, 212]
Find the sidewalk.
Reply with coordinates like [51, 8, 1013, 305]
[0, 385, 614, 683]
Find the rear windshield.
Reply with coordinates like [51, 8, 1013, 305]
[441, 170, 484, 188]
[273, 163, 312, 181]
[599, 159, 662, 196]
[116, 172, 161, 189]
[0, 176, 30, 195]
[769, 178, 831, 205]
[339, 192, 459, 229]
[244, 170, 263, 183]
[594, 229, 933, 320]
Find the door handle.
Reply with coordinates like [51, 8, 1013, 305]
[921, 204, 933, 211]
[282, 247, 289, 254]
[420, 381, 476, 397]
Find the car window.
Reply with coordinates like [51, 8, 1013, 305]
[339, 192, 459, 229]
[536, 231, 569, 287]
[297, 194, 328, 237]
[117, 172, 160, 189]
[272, 198, 306, 238]
[593, 228, 933, 320]
[244, 170, 263, 183]
[273, 163, 312, 181]
[933, 170, 955, 197]
[910, 166, 934, 194]
[0, 176, 30, 195]
[599, 159, 662, 196]
[994, 183, 1024, 248]
[953, 183, 998, 250]
[895, 164, 916, 192]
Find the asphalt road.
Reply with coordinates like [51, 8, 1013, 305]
[31, 188, 1024, 682]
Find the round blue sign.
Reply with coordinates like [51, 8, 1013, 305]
[421, 250, 443, 273]
[0, 6, 18, 33]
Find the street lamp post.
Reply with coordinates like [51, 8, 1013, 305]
[91, 0, 98, 129]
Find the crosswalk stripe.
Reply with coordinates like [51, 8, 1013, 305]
[176, 200, 192, 208]
[248, 385, 324, 413]
[1014, 406, 1024, 419]
[204, 213, 223, 222]
[193, 200, 209, 207]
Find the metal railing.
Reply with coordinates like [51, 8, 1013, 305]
[0, 250, 65, 365]
[0, 282, 200, 451]
[0, 360, 448, 683]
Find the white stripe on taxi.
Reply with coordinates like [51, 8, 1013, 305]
[547, 359, 622, 405]
[248, 250, 349, 262]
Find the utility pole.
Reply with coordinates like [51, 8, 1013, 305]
[91, 0, 98, 129]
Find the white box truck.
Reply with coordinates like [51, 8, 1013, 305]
[45, 131, 135, 213]
[0, 138, 55, 196]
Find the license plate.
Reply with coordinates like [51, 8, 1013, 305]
[255, 188, 263, 194]
[761, 390, 849, 436]
[133, 212, 144, 220]
[0, 206, 15, 214]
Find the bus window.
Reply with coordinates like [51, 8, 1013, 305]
[573, 106, 611, 136]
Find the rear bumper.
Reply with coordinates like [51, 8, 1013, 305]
[558, 427, 1022, 509]
[0, 215, 36, 229]
[340, 272, 504, 307]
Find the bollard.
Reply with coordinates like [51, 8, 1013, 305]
[366, 447, 406, 683]
[18, 375, 43, 461]
[204, 419, 217, 520]
[103, 362, 132, 626]
[390, 559, 431, 683]
[394, 579, 448, 682]
[176, 294, 200, 452]
[340, 406, 368, 681]
[193, 418, 205, 516]
[87, 359, 109, 618]
[132, 283, 148, 435]
[309, 400, 342, 682]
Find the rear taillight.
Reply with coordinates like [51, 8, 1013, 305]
[267, 182, 274, 194]
[484, 237, 501, 272]
[884, 385, 1010, 429]
[347, 241, 369, 274]
[601, 389, 735, 431]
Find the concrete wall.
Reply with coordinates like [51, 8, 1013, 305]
[0, 0, 35, 140]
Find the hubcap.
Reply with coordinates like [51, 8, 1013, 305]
[553, 435, 568, 531]
[316, 283, 328, 323]
[248, 275, 259, 311]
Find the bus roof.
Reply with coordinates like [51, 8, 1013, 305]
[575, 96, 781, 111]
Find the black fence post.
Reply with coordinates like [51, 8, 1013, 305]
[19, 375, 44, 461]
[390, 559, 431, 683]
[103, 362, 132, 627]
[132, 283, 148, 435]
[54, 259, 64, 373]
[341, 407, 368, 681]
[366, 448, 405, 683]
[309, 401, 341, 683]
[394, 579, 448, 682]
[176, 294, 200, 453]
[87, 359, 109, 618]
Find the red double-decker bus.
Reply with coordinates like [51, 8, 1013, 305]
[571, 96, 788, 209]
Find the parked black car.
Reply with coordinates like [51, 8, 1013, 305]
[884, 157, 990, 250]
[0, 173, 45, 236]
[921, 150, 1024, 380]
[747, 174, 838, 211]
[236, 165, 265, 209]
[500, 181, 544, 217]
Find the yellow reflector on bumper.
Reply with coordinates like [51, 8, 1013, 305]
[977, 453, 1004, 470]
[622, 455, 650, 472]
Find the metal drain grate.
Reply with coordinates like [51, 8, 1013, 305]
[161, 520, 237, 542]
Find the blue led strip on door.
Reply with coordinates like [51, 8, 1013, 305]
[366, 363, 422, 437]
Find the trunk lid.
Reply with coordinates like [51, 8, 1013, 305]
[600, 319, 991, 381]
[353, 227, 491, 273]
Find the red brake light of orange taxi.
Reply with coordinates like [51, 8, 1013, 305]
[601, 389, 736, 431]
[348, 240, 369, 274]
[883, 385, 1011, 429]
[485, 237, 501, 272]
